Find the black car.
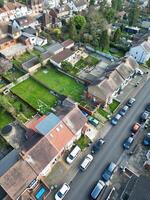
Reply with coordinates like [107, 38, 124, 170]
[91, 139, 105, 154]
[145, 104, 150, 112]
[127, 98, 136, 107]
[140, 111, 149, 122]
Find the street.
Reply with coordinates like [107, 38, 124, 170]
[65, 78, 150, 200]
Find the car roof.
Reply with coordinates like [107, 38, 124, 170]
[91, 181, 104, 198]
[59, 183, 69, 194]
[115, 114, 121, 119]
[123, 105, 128, 110]
[127, 137, 134, 143]
[108, 162, 116, 172]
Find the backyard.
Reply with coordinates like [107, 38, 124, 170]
[0, 94, 37, 123]
[2, 67, 25, 82]
[0, 107, 14, 129]
[12, 49, 40, 68]
[34, 67, 85, 102]
[11, 78, 57, 114]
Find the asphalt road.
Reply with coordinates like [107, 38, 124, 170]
[65, 78, 150, 200]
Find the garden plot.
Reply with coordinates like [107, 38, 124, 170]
[34, 67, 85, 102]
[11, 78, 57, 114]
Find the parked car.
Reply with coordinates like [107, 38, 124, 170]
[127, 98, 136, 107]
[55, 183, 70, 200]
[102, 162, 117, 182]
[123, 136, 134, 149]
[111, 114, 121, 125]
[66, 146, 81, 164]
[135, 68, 144, 75]
[90, 180, 105, 200]
[80, 154, 93, 171]
[131, 123, 141, 134]
[145, 103, 150, 112]
[91, 139, 105, 154]
[88, 116, 99, 127]
[81, 110, 89, 117]
[119, 105, 129, 116]
[140, 111, 149, 122]
[143, 133, 150, 146]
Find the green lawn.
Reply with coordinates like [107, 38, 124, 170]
[3, 94, 36, 122]
[34, 67, 85, 102]
[109, 99, 120, 113]
[11, 78, 57, 114]
[0, 108, 14, 129]
[99, 108, 110, 119]
[75, 135, 91, 150]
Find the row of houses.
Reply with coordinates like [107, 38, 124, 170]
[87, 56, 139, 106]
[0, 100, 88, 200]
[0, 0, 89, 23]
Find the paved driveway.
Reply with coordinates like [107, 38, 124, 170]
[64, 78, 150, 200]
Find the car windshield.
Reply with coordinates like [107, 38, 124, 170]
[69, 155, 74, 160]
[57, 191, 63, 198]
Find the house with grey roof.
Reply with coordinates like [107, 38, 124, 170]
[87, 56, 139, 106]
[128, 36, 150, 64]
[46, 42, 64, 55]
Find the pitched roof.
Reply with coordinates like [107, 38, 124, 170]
[35, 113, 60, 135]
[88, 68, 124, 101]
[61, 39, 74, 48]
[63, 106, 87, 135]
[47, 42, 63, 54]
[51, 49, 74, 64]
[25, 137, 58, 174]
[116, 56, 138, 79]
[46, 122, 75, 151]
[141, 40, 150, 53]
[0, 160, 37, 200]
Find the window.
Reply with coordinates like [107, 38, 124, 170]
[56, 127, 60, 132]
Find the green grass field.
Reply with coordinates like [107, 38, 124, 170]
[0, 108, 14, 128]
[34, 67, 85, 102]
[11, 78, 57, 114]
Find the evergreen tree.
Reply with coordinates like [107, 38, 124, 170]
[99, 30, 110, 51]
[113, 28, 121, 43]
[128, 1, 139, 26]
[69, 19, 78, 41]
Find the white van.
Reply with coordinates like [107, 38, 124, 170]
[66, 145, 81, 164]
[80, 154, 93, 171]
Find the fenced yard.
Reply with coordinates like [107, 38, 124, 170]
[34, 67, 85, 102]
[11, 78, 57, 114]
[0, 107, 14, 128]
[2, 67, 25, 82]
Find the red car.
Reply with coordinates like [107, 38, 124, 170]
[131, 123, 141, 134]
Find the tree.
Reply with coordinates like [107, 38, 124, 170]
[0, 0, 4, 7]
[128, 1, 139, 26]
[104, 8, 115, 23]
[99, 30, 110, 51]
[53, 28, 62, 39]
[69, 19, 78, 41]
[72, 15, 86, 32]
[113, 28, 121, 43]
[111, 0, 122, 11]
[61, 61, 73, 72]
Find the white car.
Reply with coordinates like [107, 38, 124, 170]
[80, 154, 93, 171]
[66, 145, 81, 164]
[55, 183, 70, 200]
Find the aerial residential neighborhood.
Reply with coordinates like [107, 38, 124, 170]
[1, 0, 150, 200]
